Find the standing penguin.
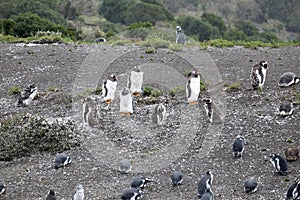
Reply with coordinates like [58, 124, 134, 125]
[151, 103, 167, 126]
[186, 71, 201, 105]
[250, 61, 268, 90]
[128, 66, 143, 97]
[82, 96, 98, 127]
[265, 154, 288, 175]
[176, 26, 186, 45]
[72, 184, 84, 200]
[232, 135, 245, 158]
[198, 171, 213, 198]
[278, 101, 294, 116]
[287, 177, 300, 200]
[46, 190, 57, 200]
[278, 72, 300, 87]
[16, 83, 38, 106]
[203, 97, 213, 123]
[102, 74, 118, 104]
[120, 87, 133, 116]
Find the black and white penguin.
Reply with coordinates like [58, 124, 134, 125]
[54, 152, 72, 169]
[16, 83, 38, 106]
[121, 188, 142, 200]
[250, 61, 268, 90]
[95, 37, 106, 43]
[200, 188, 214, 200]
[0, 180, 5, 195]
[127, 66, 143, 97]
[232, 135, 245, 158]
[72, 184, 84, 200]
[287, 177, 300, 200]
[176, 26, 186, 45]
[151, 103, 167, 126]
[82, 96, 98, 127]
[278, 101, 294, 116]
[171, 171, 184, 186]
[119, 158, 131, 174]
[278, 72, 300, 87]
[244, 178, 258, 193]
[120, 87, 133, 116]
[198, 171, 213, 198]
[102, 74, 118, 104]
[186, 71, 201, 105]
[131, 177, 153, 190]
[202, 97, 213, 123]
[265, 154, 288, 175]
[46, 190, 57, 200]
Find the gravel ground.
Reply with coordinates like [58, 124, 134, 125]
[0, 43, 300, 200]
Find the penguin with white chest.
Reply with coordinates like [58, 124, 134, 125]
[232, 135, 245, 158]
[264, 154, 288, 175]
[202, 97, 213, 123]
[198, 171, 213, 198]
[128, 66, 143, 97]
[250, 61, 268, 90]
[120, 87, 133, 116]
[176, 26, 186, 45]
[186, 71, 201, 105]
[287, 177, 300, 200]
[151, 103, 167, 126]
[82, 96, 98, 127]
[102, 74, 118, 104]
[278, 72, 300, 87]
[16, 83, 38, 106]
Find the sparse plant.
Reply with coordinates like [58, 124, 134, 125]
[8, 85, 21, 95]
[227, 82, 242, 91]
[200, 80, 207, 91]
[169, 86, 185, 97]
[143, 86, 152, 96]
[151, 89, 162, 97]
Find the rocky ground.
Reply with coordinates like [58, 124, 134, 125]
[0, 43, 299, 200]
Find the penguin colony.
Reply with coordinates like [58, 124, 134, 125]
[3, 41, 300, 199]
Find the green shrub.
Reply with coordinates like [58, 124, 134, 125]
[151, 89, 162, 97]
[143, 86, 152, 96]
[128, 21, 153, 30]
[8, 85, 21, 95]
[227, 82, 242, 91]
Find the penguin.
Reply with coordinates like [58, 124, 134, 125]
[200, 188, 214, 200]
[186, 71, 201, 105]
[120, 87, 133, 116]
[232, 135, 245, 158]
[176, 26, 186, 45]
[287, 177, 300, 200]
[119, 158, 131, 174]
[82, 96, 98, 127]
[265, 154, 288, 175]
[121, 188, 142, 200]
[202, 97, 213, 123]
[46, 190, 57, 200]
[127, 66, 143, 97]
[278, 101, 294, 116]
[244, 178, 258, 193]
[250, 61, 268, 90]
[171, 171, 184, 186]
[72, 184, 84, 200]
[95, 37, 106, 43]
[131, 177, 153, 190]
[102, 74, 118, 104]
[198, 171, 213, 198]
[151, 103, 167, 126]
[54, 152, 72, 169]
[285, 145, 300, 161]
[0, 180, 5, 195]
[16, 83, 38, 106]
[278, 72, 300, 87]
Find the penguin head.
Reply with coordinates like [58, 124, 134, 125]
[294, 76, 300, 84]
[133, 66, 141, 72]
[121, 87, 130, 96]
[176, 26, 182, 32]
[260, 61, 268, 69]
[202, 97, 212, 104]
[109, 74, 118, 81]
[188, 70, 200, 78]
[49, 190, 55, 196]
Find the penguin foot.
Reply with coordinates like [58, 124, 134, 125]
[105, 99, 112, 104]
[189, 101, 198, 106]
[132, 92, 140, 97]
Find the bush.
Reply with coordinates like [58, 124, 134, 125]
[235, 20, 259, 37]
[224, 28, 248, 41]
[0, 114, 80, 161]
[1, 19, 15, 35]
[128, 21, 153, 30]
[202, 13, 227, 36]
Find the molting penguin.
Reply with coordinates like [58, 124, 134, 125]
[131, 177, 153, 190]
[200, 188, 214, 200]
[285, 145, 300, 161]
[127, 66, 143, 97]
[176, 26, 186, 45]
[278, 101, 294, 116]
[278, 72, 300, 87]
[119, 158, 131, 174]
[198, 171, 213, 198]
[232, 135, 245, 158]
[0, 179, 5, 195]
[171, 171, 184, 186]
[287, 177, 300, 200]
[54, 152, 72, 169]
[72, 184, 84, 200]
[121, 188, 142, 200]
[46, 190, 57, 200]
[264, 154, 288, 175]
[202, 97, 213, 123]
[250, 61, 268, 90]
[82, 96, 98, 127]
[186, 71, 201, 105]
[244, 178, 258, 193]
[16, 83, 38, 106]
[151, 103, 167, 126]
[120, 87, 133, 116]
[102, 74, 118, 104]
